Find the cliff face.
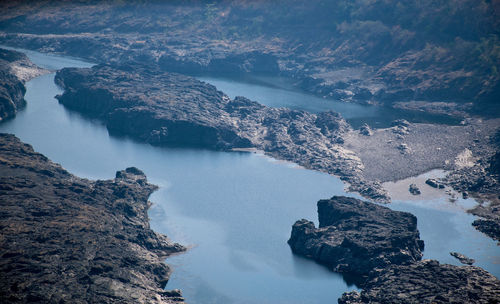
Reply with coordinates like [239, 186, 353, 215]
[0, 48, 46, 122]
[54, 64, 389, 202]
[0, 133, 185, 303]
[288, 196, 424, 280]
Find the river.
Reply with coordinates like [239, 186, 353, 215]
[0, 47, 498, 304]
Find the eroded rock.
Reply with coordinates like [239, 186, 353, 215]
[339, 260, 500, 304]
[0, 133, 185, 303]
[287, 196, 424, 279]
[450, 252, 475, 265]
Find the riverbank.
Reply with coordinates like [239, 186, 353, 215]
[54, 63, 388, 202]
[1, 0, 499, 117]
[53, 63, 500, 241]
[0, 133, 185, 303]
[0, 47, 46, 122]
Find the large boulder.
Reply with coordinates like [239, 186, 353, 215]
[288, 196, 424, 279]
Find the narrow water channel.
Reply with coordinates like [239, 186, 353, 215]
[1, 47, 498, 304]
[197, 75, 463, 128]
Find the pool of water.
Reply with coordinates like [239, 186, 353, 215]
[0, 46, 497, 304]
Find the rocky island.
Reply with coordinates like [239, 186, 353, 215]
[0, 133, 185, 303]
[0, 1, 499, 303]
[288, 196, 424, 279]
[288, 196, 500, 303]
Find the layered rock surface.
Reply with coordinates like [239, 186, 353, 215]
[54, 64, 388, 202]
[0, 133, 185, 303]
[0, 48, 37, 122]
[339, 260, 500, 304]
[287, 196, 424, 279]
[288, 196, 500, 303]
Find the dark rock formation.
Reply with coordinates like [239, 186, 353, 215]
[359, 124, 372, 136]
[287, 196, 424, 280]
[2, 1, 499, 116]
[443, 130, 500, 241]
[339, 260, 500, 304]
[408, 183, 421, 195]
[54, 64, 389, 202]
[472, 219, 500, 243]
[0, 48, 27, 121]
[0, 47, 45, 122]
[425, 178, 445, 189]
[0, 133, 185, 303]
[450, 252, 475, 265]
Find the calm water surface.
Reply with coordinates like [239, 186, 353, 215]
[0, 48, 498, 304]
[198, 75, 462, 128]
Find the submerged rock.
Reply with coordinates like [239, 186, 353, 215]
[409, 183, 421, 195]
[0, 133, 185, 303]
[425, 178, 445, 189]
[339, 260, 500, 304]
[287, 196, 424, 279]
[450, 252, 475, 265]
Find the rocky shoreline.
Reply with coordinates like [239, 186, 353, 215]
[53, 63, 500, 240]
[339, 260, 500, 304]
[0, 48, 45, 122]
[288, 196, 500, 303]
[288, 196, 424, 281]
[0, 133, 185, 303]
[54, 63, 388, 202]
[1, 0, 499, 117]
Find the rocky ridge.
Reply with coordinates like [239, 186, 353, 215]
[54, 63, 388, 202]
[0, 133, 185, 303]
[0, 0, 498, 116]
[288, 196, 424, 280]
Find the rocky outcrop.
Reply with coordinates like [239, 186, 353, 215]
[339, 260, 500, 304]
[289, 196, 500, 303]
[54, 64, 389, 202]
[287, 196, 424, 280]
[450, 252, 475, 265]
[0, 133, 185, 303]
[472, 219, 500, 243]
[0, 48, 46, 122]
[0, 49, 26, 122]
[408, 183, 421, 195]
[443, 129, 500, 241]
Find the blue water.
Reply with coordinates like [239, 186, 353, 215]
[0, 47, 498, 304]
[198, 76, 462, 128]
